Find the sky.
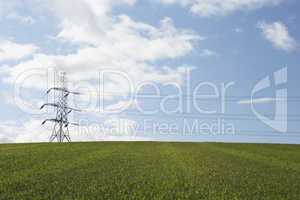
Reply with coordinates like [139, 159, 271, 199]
[0, 0, 299, 144]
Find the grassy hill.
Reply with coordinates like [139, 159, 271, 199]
[0, 142, 300, 199]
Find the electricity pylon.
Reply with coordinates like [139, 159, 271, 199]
[41, 72, 80, 142]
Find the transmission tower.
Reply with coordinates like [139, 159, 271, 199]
[41, 72, 81, 142]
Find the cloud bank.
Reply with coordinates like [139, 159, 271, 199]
[158, 0, 282, 17]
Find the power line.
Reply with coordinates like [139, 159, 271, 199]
[74, 90, 300, 99]
[112, 111, 300, 122]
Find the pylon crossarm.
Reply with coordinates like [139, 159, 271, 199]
[42, 119, 79, 127]
[42, 119, 68, 125]
[40, 103, 81, 112]
[47, 87, 80, 95]
[40, 103, 59, 110]
[42, 119, 58, 125]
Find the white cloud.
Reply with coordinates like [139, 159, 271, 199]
[0, 1, 18, 18]
[0, 40, 38, 62]
[56, 15, 199, 60]
[234, 28, 243, 33]
[199, 49, 217, 57]
[258, 21, 297, 52]
[6, 13, 35, 24]
[158, 0, 282, 17]
[0, 117, 148, 143]
[0, 119, 50, 143]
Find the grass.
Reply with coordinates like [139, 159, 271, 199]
[0, 142, 300, 199]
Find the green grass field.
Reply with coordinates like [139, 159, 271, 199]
[0, 142, 299, 200]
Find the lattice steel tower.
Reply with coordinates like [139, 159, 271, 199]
[41, 72, 80, 142]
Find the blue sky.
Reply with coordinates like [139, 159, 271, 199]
[0, 0, 299, 143]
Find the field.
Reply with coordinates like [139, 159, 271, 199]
[0, 142, 300, 199]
